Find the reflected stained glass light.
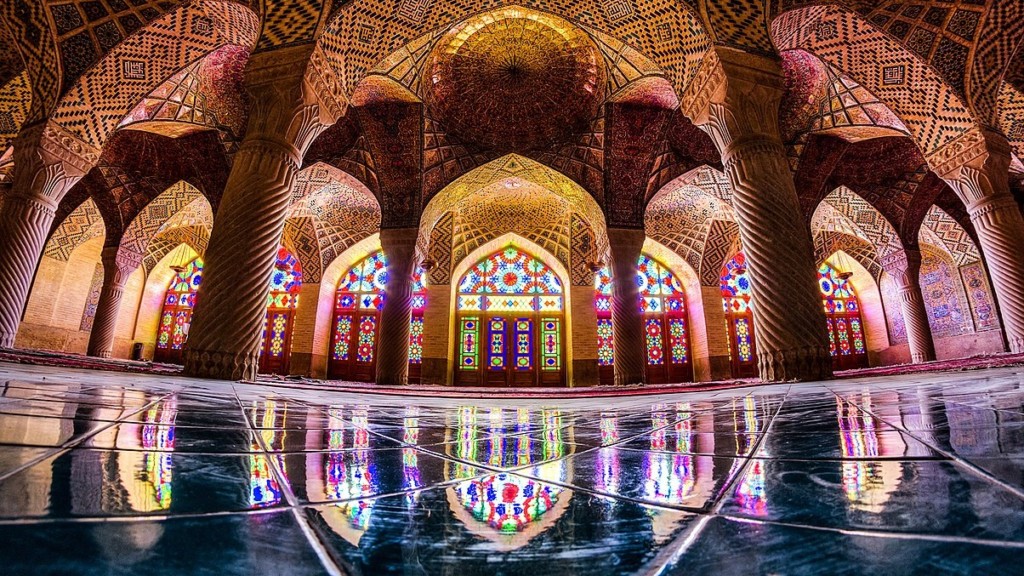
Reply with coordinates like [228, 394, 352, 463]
[818, 262, 866, 356]
[595, 254, 689, 367]
[331, 250, 428, 366]
[156, 257, 203, 351]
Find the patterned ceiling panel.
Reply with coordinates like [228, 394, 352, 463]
[999, 82, 1024, 159]
[813, 230, 883, 279]
[283, 216, 324, 283]
[864, 1, 1023, 128]
[43, 197, 105, 261]
[156, 195, 214, 235]
[920, 203, 980, 266]
[50, 0, 258, 148]
[815, 185, 903, 258]
[120, 180, 203, 258]
[781, 49, 909, 144]
[285, 162, 381, 275]
[50, 0, 184, 94]
[118, 44, 250, 142]
[321, 1, 713, 114]
[449, 180, 573, 274]
[773, 5, 976, 155]
[143, 225, 210, 272]
[419, 154, 607, 259]
[0, 71, 31, 151]
[2, 0, 61, 121]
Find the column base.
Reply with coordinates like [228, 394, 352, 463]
[757, 346, 832, 382]
[910, 351, 936, 364]
[1010, 336, 1024, 355]
[0, 332, 14, 349]
[183, 348, 259, 381]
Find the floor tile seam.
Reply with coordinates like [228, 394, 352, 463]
[232, 387, 346, 576]
[715, 513, 1024, 548]
[840, 392, 1024, 502]
[701, 386, 789, 517]
[0, 393, 175, 482]
[0, 505, 287, 526]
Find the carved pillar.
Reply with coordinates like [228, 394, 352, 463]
[607, 227, 646, 386]
[883, 250, 936, 363]
[183, 47, 334, 380]
[684, 49, 831, 381]
[87, 246, 141, 358]
[0, 121, 98, 348]
[376, 227, 418, 386]
[932, 130, 1024, 352]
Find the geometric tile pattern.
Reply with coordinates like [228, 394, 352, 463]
[773, 6, 976, 155]
[699, 218, 741, 286]
[0, 0, 61, 121]
[142, 225, 210, 273]
[426, 211, 453, 285]
[450, 181, 573, 275]
[120, 181, 204, 262]
[878, 269, 908, 344]
[50, 1, 258, 148]
[570, 214, 598, 286]
[320, 0, 712, 118]
[118, 44, 250, 144]
[419, 154, 607, 262]
[919, 204, 980, 266]
[813, 186, 902, 260]
[960, 260, 999, 332]
[813, 230, 883, 280]
[0, 71, 31, 151]
[919, 242, 971, 337]
[43, 197, 105, 262]
[998, 82, 1024, 159]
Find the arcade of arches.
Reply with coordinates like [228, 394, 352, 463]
[1, 2, 1023, 388]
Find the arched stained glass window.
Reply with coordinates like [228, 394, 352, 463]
[595, 254, 692, 385]
[259, 247, 303, 375]
[154, 257, 203, 364]
[818, 262, 868, 369]
[154, 247, 303, 373]
[455, 246, 565, 387]
[328, 250, 428, 383]
[721, 252, 757, 378]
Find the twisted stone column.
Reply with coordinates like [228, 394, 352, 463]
[933, 129, 1024, 353]
[376, 227, 418, 386]
[884, 250, 936, 363]
[0, 122, 98, 348]
[87, 247, 141, 358]
[684, 49, 830, 381]
[608, 227, 646, 386]
[182, 47, 334, 380]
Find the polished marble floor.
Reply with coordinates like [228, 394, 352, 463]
[1, 362, 1023, 575]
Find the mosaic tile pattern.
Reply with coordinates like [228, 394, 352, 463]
[1, 362, 1024, 573]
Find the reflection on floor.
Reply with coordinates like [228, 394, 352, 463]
[0, 362, 1023, 574]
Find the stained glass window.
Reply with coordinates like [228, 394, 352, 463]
[155, 257, 203, 361]
[455, 246, 564, 385]
[259, 247, 304, 375]
[595, 254, 691, 383]
[329, 250, 428, 381]
[721, 252, 758, 377]
[818, 262, 868, 365]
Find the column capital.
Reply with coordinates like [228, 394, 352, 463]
[243, 45, 334, 161]
[681, 47, 785, 157]
[100, 245, 142, 287]
[928, 128, 1013, 210]
[880, 247, 923, 288]
[11, 120, 100, 207]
